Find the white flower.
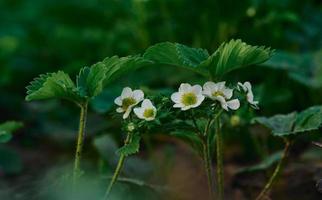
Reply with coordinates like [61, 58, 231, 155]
[237, 81, 259, 109]
[114, 87, 144, 119]
[202, 81, 240, 111]
[171, 83, 205, 111]
[134, 99, 157, 121]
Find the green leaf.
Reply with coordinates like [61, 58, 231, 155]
[143, 42, 209, 77]
[293, 106, 322, 133]
[236, 151, 283, 174]
[117, 135, 141, 157]
[26, 71, 80, 102]
[253, 112, 297, 137]
[103, 55, 153, 86]
[206, 39, 273, 78]
[77, 61, 107, 98]
[253, 106, 322, 137]
[0, 121, 23, 143]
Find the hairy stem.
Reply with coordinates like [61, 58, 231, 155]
[255, 140, 291, 200]
[104, 131, 132, 199]
[202, 140, 215, 199]
[215, 117, 224, 200]
[73, 102, 88, 184]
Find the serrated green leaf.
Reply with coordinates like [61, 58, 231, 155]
[253, 106, 322, 137]
[0, 121, 23, 143]
[103, 55, 153, 86]
[26, 71, 80, 102]
[117, 135, 141, 157]
[77, 61, 108, 98]
[207, 39, 274, 78]
[236, 151, 283, 174]
[143, 42, 209, 77]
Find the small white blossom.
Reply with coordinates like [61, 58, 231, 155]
[202, 81, 240, 111]
[237, 81, 259, 109]
[134, 99, 157, 121]
[114, 87, 144, 119]
[171, 83, 205, 111]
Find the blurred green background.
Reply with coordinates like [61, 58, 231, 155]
[0, 0, 322, 199]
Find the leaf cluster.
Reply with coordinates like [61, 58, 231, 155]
[25, 39, 273, 104]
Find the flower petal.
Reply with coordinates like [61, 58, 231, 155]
[216, 81, 226, 90]
[133, 107, 144, 119]
[133, 90, 144, 102]
[121, 87, 132, 98]
[244, 82, 252, 91]
[193, 95, 205, 108]
[192, 84, 202, 94]
[227, 99, 240, 110]
[237, 82, 246, 92]
[215, 96, 228, 111]
[246, 91, 255, 103]
[179, 83, 191, 92]
[142, 99, 153, 108]
[116, 107, 124, 113]
[223, 88, 233, 99]
[181, 106, 191, 111]
[173, 103, 183, 108]
[114, 96, 122, 106]
[123, 107, 132, 119]
[171, 92, 181, 103]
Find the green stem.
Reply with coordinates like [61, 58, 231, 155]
[103, 132, 132, 199]
[202, 140, 215, 199]
[215, 117, 224, 200]
[255, 140, 291, 200]
[73, 102, 88, 184]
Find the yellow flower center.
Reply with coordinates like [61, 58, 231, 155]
[181, 92, 197, 106]
[212, 91, 224, 97]
[143, 108, 155, 118]
[122, 97, 136, 110]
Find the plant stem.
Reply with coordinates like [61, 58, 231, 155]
[255, 139, 291, 200]
[215, 117, 224, 200]
[73, 102, 88, 184]
[202, 140, 215, 199]
[104, 131, 132, 199]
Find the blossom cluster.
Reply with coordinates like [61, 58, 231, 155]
[114, 87, 157, 120]
[114, 81, 258, 121]
[171, 81, 258, 111]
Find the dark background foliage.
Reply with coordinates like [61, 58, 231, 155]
[0, 0, 322, 199]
